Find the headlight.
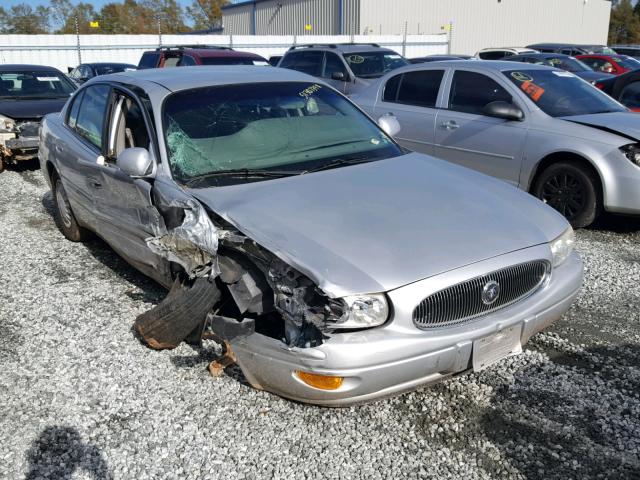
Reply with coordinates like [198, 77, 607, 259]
[334, 293, 389, 329]
[620, 143, 640, 166]
[550, 226, 575, 267]
[0, 114, 15, 133]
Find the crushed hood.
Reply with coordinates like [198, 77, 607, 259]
[191, 153, 568, 297]
[562, 112, 640, 142]
[0, 98, 68, 120]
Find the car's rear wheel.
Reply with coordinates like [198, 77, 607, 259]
[53, 177, 90, 242]
[533, 161, 601, 228]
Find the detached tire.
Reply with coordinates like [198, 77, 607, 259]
[53, 177, 90, 242]
[532, 161, 601, 228]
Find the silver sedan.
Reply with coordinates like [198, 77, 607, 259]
[39, 66, 582, 405]
[353, 60, 640, 228]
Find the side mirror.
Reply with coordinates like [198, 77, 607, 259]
[117, 147, 153, 178]
[378, 114, 401, 137]
[331, 71, 347, 81]
[483, 101, 524, 121]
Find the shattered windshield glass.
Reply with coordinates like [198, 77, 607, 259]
[163, 82, 401, 184]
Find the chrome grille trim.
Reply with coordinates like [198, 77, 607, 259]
[412, 260, 550, 329]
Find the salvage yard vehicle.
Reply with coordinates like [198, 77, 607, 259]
[504, 53, 612, 84]
[278, 43, 409, 95]
[39, 66, 582, 406]
[353, 61, 640, 228]
[138, 45, 269, 69]
[68, 62, 137, 85]
[0, 64, 76, 172]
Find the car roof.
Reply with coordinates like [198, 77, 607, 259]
[287, 43, 397, 54]
[509, 53, 571, 59]
[144, 47, 265, 60]
[391, 60, 555, 74]
[84, 62, 137, 67]
[0, 64, 64, 73]
[103, 65, 317, 92]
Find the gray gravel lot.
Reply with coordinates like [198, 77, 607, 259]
[1, 163, 639, 480]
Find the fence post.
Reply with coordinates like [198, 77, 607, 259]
[447, 21, 453, 54]
[402, 20, 407, 57]
[74, 16, 82, 64]
[229, 32, 233, 49]
[157, 15, 162, 47]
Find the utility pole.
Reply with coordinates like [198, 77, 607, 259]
[75, 15, 82, 64]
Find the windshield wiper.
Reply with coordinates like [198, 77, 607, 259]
[184, 168, 297, 185]
[301, 156, 372, 174]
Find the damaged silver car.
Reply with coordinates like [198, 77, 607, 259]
[39, 66, 583, 406]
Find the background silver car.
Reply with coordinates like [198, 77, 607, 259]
[39, 66, 582, 405]
[353, 60, 640, 227]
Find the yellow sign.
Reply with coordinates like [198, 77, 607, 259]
[304, 24, 312, 31]
[90, 21, 100, 28]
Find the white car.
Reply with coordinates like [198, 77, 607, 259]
[476, 47, 539, 60]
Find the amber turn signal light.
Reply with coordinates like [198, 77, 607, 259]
[295, 371, 344, 390]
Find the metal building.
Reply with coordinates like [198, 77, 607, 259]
[222, 0, 612, 55]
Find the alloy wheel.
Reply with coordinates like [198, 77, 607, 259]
[541, 172, 586, 220]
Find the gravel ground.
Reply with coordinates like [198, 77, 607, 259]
[1, 164, 639, 480]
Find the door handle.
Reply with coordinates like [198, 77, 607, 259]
[88, 178, 102, 189]
[441, 120, 459, 130]
[54, 144, 64, 153]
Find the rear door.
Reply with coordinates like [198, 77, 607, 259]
[434, 69, 528, 185]
[372, 69, 446, 155]
[54, 84, 111, 232]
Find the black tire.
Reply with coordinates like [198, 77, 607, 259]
[52, 177, 90, 242]
[532, 161, 601, 228]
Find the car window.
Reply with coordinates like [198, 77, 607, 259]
[478, 51, 506, 60]
[69, 68, 80, 79]
[199, 57, 261, 66]
[582, 57, 611, 72]
[94, 64, 136, 75]
[66, 90, 85, 129]
[178, 55, 197, 66]
[620, 81, 640, 109]
[393, 70, 444, 108]
[163, 56, 181, 68]
[75, 84, 110, 149]
[382, 74, 402, 102]
[108, 92, 151, 159]
[323, 52, 348, 79]
[343, 52, 408, 78]
[163, 82, 402, 185]
[449, 71, 512, 115]
[279, 51, 323, 76]
[0, 70, 76, 98]
[138, 52, 160, 69]
[80, 66, 92, 78]
[503, 69, 625, 117]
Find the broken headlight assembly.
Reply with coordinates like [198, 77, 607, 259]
[0, 114, 16, 133]
[550, 226, 575, 268]
[334, 293, 389, 329]
[620, 143, 640, 167]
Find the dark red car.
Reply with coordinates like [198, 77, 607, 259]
[576, 54, 640, 75]
[138, 45, 268, 69]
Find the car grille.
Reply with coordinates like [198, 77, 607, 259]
[412, 260, 550, 329]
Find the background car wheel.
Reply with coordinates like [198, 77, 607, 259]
[53, 177, 90, 242]
[533, 161, 601, 228]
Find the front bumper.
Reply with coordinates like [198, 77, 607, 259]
[601, 150, 640, 214]
[231, 246, 583, 406]
[1, 135, 39, 161]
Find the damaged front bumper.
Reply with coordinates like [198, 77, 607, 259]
[1, 135, 39, 162]
[230, 248, 582, 406]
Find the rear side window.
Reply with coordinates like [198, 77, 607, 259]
[163, 56, 181, 68]
[75, 84, 110, 149]
[138, 52, 160, 69]
[382, 74, 402, 102]
[449, 71, 512, 115]
[279, 51, 323, 76]
[178, 55, 197, 66]
[478, 51, 506, 60]
[67, 90, 85, 129]
[396, 70, 444, 107]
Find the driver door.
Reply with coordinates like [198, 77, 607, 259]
[97, 88, 171, 282]
[434, 70, 528, 185]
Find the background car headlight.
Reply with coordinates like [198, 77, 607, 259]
[620, 143, 640, 166]
[334, 293, 389, 329]
[550, 226, 575, 267]
[0, 114, 15, 133]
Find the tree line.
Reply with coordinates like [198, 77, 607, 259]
[0, 0, 229, 35]
[609, 0, 640, 44]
